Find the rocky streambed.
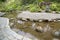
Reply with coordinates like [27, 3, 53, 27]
[1, 11, 60, 40]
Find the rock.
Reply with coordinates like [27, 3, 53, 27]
[25, 33, 38, 40]
[31, 23, 36, 30]
[12, 28, 38, 40]
[52, 38, 59, 40]
[22, 18, 27, 21]
[17, 11, 60, 22]
[48, 19, 52, 22]
[9, 22, 14, 26]
[0, 17, 38, 40]
[57, 20, 60, 22]
[17, 20, 25, 24]
[10, 18, 14, 20]
[23, 26, 28, 29]
[0, 17, 9, 28]
[39, 20, 42, 22]
[52, 30, 60, 37]
[36, 26, 43, 32]
[35, 24, 52, 33]
[53, 20, 57, 22]
[43, 24, 52, 32]
[0, 12, 5, 16]
[12, 28, 20, 33]
[29, 19, 33, 21]
[22, 11, 31, 14]
[52, 11, 56, 14]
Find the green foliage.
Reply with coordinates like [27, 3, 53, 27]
[4, 0, 22, 11]
[50, 3, 60, 11]
[21, 0, 36, 5]
[5, 3, 17, 11]
[50, 3, 57, 11]
[27, 4, 42, 12]
[56, 4, 60, 11]
[0, 0, 60, 12]
[38, 0, 43, 2]
[0, 0, 6, 2]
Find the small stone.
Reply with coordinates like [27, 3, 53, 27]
[31, 23, 36, 30]
[52, 11, 56, 14]
[17, 20, 25, 24]
[52, 30, 60, 37]
[0, 12, 5, 16]
[39, 20, 42, 22]
[22, 18, 27, 21]
[10, 23, 14, 26]
[53, 20, 56, 22]
[43, 24, 52, 32]
[10, 18, 14, 20]
[54, 31, 60, 37]
[29, 19, 33, 21]
[36, 26, 43, 32]
[52, 38, 59, 40]
[57, 20, 60, 22]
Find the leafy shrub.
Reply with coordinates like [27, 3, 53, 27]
[4, 0, 22, 11]
[27, 4, 42, 12]
[56, 4, 60, 11]
[5, 3, 17, 11]
[50, 3, 57, 11]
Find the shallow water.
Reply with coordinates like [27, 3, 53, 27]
[15, 21, 60, 40]
[2, 12, 60, 40]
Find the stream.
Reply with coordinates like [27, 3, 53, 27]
[2, 11, 60, 40]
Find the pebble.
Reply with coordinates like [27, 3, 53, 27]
[17, 20, 25, 24]
[52, 38, 60, 40]
[54, 31, 60, 37]
[10, 23, 14, 26]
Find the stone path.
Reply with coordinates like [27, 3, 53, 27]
[0, 17, 38, 40]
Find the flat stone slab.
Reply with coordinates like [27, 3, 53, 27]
[0, 17, 37, 40]
[17, 11, 60, 21]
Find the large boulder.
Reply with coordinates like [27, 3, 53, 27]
[0, 17, 38, 40]
[17, 11, 60, 22]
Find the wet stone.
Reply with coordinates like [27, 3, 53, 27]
[52, 30, 60, 37]
[43, 24, 52, 32]
[9, 23, 14, 26]
[52, 38, 60, 40]
[17, 20, 25, 24]
[31, 23, 36, 30]
[0, 17, 39, 40]
[35, 24, 52, 33]
[17, 11, 60, 22]
[10, 18, 14, 20]
[35, 26, 43, 32]
[39, 20, 43, 22]
[0, 12, 5, 17]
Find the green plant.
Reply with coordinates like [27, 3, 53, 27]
[56, 4, 60, 11]
[27, 4, 42, 12]
[50, 3, 57, 11]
